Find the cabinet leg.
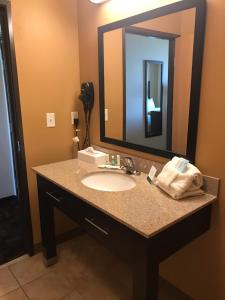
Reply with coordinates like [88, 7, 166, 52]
[38, 187, 57, 266]
[133, 254, 159, 300]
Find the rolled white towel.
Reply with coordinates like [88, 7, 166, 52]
[155, 157, 204, 199]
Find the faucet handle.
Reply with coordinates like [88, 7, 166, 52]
[121, 157, 140, 175]
[122, 157, 134, 168]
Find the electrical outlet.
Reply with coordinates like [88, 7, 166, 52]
[46, 113, 55, 127]
[71, 112, 79, 124]
[105, 109, 108, 121]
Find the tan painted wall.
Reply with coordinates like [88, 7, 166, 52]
[77, 0, 225, 299]
[136, 9, 182, 34]
[11, 0, 81, 243]
[104, 29, 123, 139]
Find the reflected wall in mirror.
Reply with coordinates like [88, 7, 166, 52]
[99, 0, 206, 161]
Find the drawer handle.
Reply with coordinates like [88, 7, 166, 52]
[84, 217, 109, 236]
[46, 192, 63, 203]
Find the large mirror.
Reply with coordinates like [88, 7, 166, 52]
[98, 0, 206, 162]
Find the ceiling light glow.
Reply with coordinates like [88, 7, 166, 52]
[89, 0, 110, 4]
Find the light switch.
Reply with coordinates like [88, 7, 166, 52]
[105, 109, 108, 121]
[71, 112, 79, 124]
[46, 113, 55, 127]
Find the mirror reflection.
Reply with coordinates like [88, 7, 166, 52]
[144, 60, 163, 138]
[103, 8, 196, 156]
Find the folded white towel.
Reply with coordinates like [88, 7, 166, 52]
[155, 157, 204, 199]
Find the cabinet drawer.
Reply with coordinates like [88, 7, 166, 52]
[37, 175, 142, 263]
[78, 202, 140, 261]
[37, 176, 82, 222]
[79, 202, 112, 245]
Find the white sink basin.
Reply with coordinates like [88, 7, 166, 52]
[81, 171, 136, 192]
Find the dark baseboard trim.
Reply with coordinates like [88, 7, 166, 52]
[33, 227, 84, 254]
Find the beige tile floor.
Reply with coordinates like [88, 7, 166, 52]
[0, 235, 191, 300]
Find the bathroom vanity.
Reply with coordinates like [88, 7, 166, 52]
[33, 159, 217, 300]
[32, 1, 213, 299]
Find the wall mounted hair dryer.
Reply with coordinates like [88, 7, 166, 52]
[79, 82, 94, 114]
[79, 82, 94, 149]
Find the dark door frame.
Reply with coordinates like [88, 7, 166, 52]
[0, 0, 34, 257]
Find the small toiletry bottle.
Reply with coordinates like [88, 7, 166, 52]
[117, 155, 121, 167]
[111, 155, 116, 166]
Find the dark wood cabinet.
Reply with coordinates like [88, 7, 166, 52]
[37, 174, 212, 300]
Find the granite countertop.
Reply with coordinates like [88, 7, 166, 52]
[33, 159, 217, 238]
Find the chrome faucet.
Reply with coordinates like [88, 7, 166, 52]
[121, 157, 140, 175]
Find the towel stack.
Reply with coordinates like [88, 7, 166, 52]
[155, 157, 204, 199]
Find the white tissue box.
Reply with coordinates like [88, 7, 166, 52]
[78, 148, 106, 165]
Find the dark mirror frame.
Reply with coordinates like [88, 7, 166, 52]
[98, 0, 206, 163]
